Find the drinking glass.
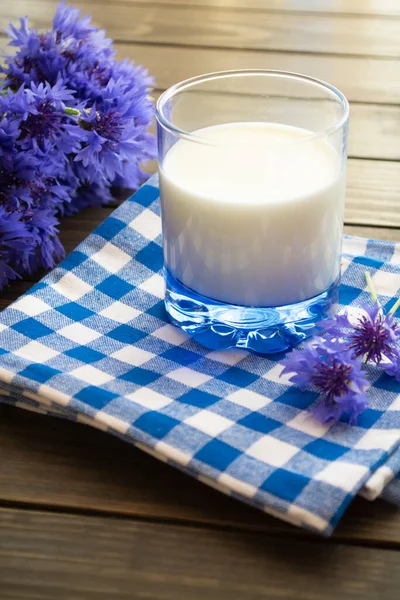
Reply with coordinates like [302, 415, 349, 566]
[156, 70, 349, 353]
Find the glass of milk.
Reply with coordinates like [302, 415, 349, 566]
[156, 70, 349, 353]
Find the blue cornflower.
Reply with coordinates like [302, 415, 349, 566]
[19, 81, 84, 154]
[2, 7, 114, 96]
[0, 206, 37, 288]
[21, 208, 64, 272]
[0, 116, 21, 160]
[52, 1, 98, 41]
[67, 171, 114, 214]
[0, 88, 30, 161]
[0, 151, 39, 209]
[281, 338, 369, 424]
[2, 18, 60, 88]
[76, 92, 155, 181]
[110, 59, 155, 96]
[384, 351, 400, 382]
[28, 168, 72, 212]
[322, 304, 400, 364]
[28, 80, 76, 109]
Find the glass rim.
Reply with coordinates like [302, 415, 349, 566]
[155, 69, 350, 146]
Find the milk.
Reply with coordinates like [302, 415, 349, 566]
[160, 122, 345, 307]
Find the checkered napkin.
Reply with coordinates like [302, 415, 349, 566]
[0, 174, 399, 536]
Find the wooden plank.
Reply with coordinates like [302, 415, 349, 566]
[0, 403, 400, 546]
[118, 43, 400, 105]
[57, 160, 400, 230]
[116, 0, 400, 18]
[1, 36, 400, 105]
[151, 90, 400, 161]
[345, 160, 400, 226]
[141, 158, 400, 225]
[0, 282, 35, 311]
[2, 27, 399, 158]
[2, 0, 400, 58]
[6, 0, 400, 20]
[344, 225, 400, 241]
[1, 507, 400, 600]
[347, 104, 400, 160]
[156, 88, 400, 161]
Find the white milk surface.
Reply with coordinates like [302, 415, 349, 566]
[160, 122, 345, 307]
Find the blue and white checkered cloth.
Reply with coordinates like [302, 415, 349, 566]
[0, 174, 399, 535]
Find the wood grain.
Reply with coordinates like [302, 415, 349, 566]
[1, 390, 400, 546]
[347, 104, 400, 160]
[1, 36, 400, 105]
[344, 225, 400, 241]
[3, 0, 400, 58]
[0, 0, 399, 590]
[61, 159, 400, 230]
[153, 86, 400, 160]
[5, 33, 399, 159]
[0, 283, 35, 311]
[56, 162, 400, 230]
[116, 0, 400, 18]
[345, 160, 400, 225]
[118, 43, 400, 105]
[1, 506, 400, 600]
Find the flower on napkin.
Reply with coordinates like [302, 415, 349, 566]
[281, 338, 369, 424]
[281, 273, 400, 424]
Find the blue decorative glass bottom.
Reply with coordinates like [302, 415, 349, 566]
[164, 269, 339, 354]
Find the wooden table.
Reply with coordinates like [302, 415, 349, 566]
[1, 1, 400, 598]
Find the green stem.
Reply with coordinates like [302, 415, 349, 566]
[65, 106, 81, 116]
[389, 296, 400, 316]
[365, 271, 379, 305]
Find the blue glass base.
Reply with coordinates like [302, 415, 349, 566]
[164, 269, 339, 354]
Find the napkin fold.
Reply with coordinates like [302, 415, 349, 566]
[0, 174, 399, 535]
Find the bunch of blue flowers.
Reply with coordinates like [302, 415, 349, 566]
[0, 1, 155, 289]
